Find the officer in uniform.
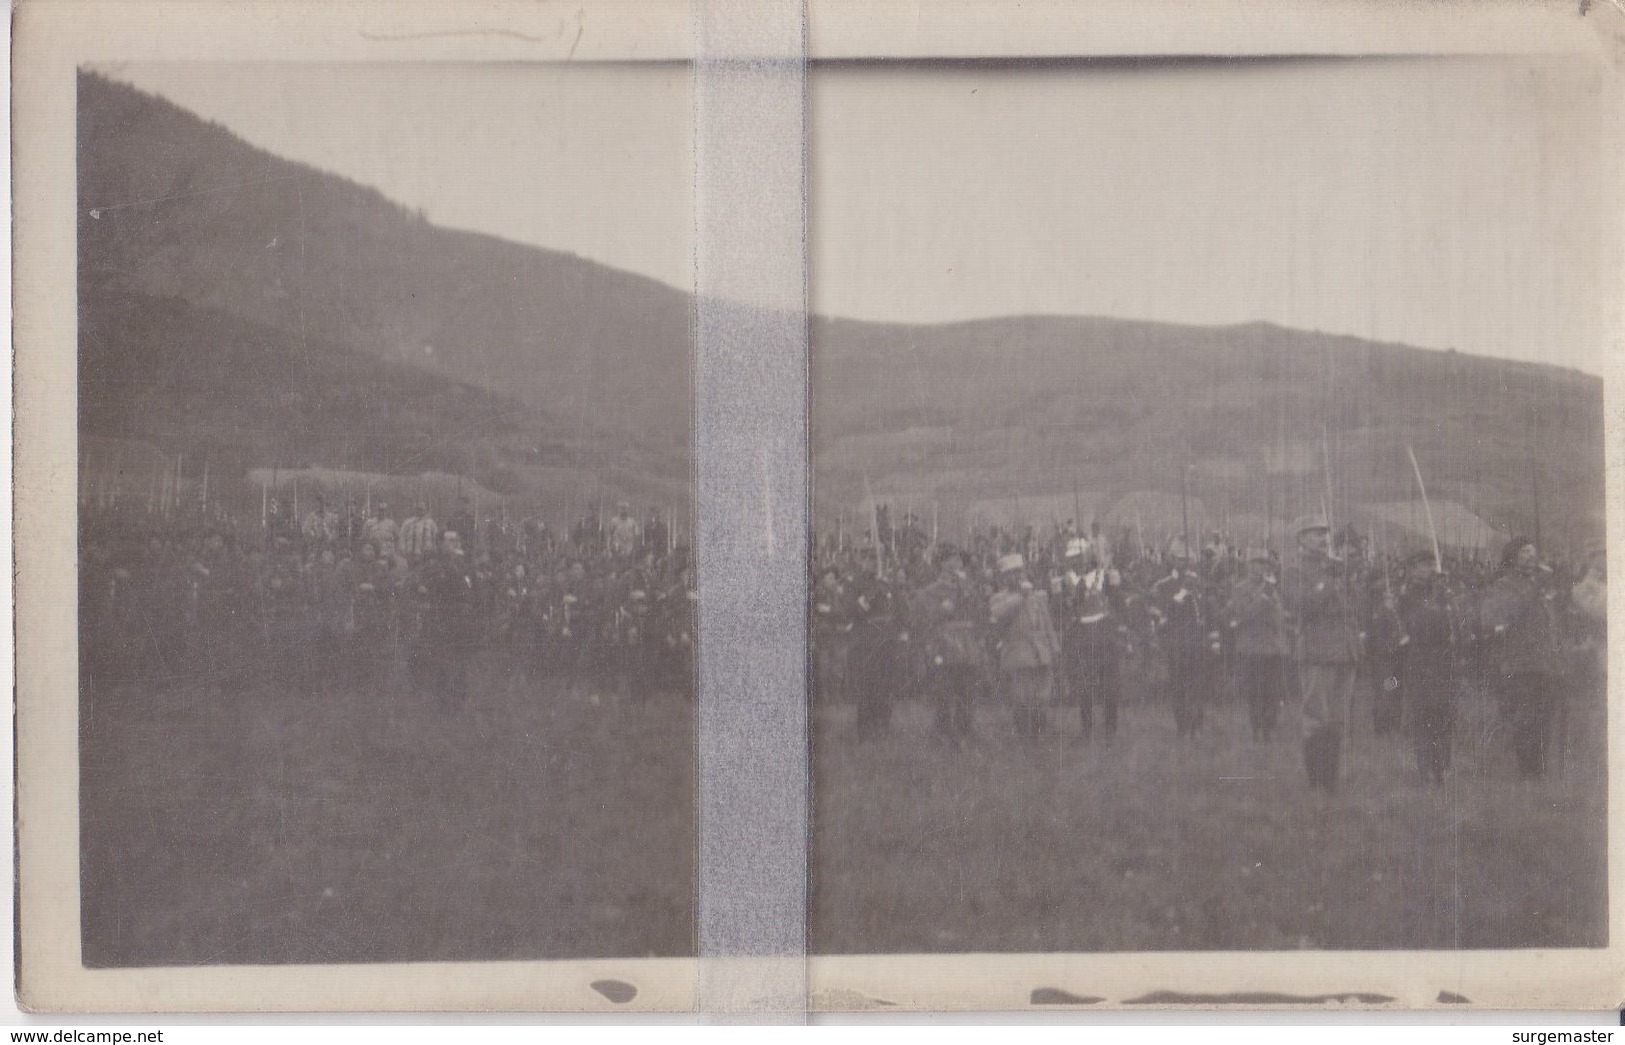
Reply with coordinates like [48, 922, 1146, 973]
[1150, 538, 1218, 738]
[1059, 538, 1124, 742]
[1280, 515, 1362, 792]
[989, 553, 1061, 738]
[912, 546, 986, 742]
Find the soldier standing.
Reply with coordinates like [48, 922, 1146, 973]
[813, 565, 851, 706]
[1479, 537, 1564, 779]
[1398, 553, 1456, 785]
[1280, 515, 1362, 792]
[1059, 538, 1124, 743]
[646, 508, 669, 559]
[399, 503, 439, 560]
[1150, 539, 1218, 739]
[413, 530, 475, 712]
[1365, 578, 1407, 738]
[1228, 548, 1291, 742]
[989, 553, 1061, 738]
[608, 501, 641, 560]
[912, 547, 985, 742]
[848, 556, 905, 740]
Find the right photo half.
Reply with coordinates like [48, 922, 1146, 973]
[808, 55, 1613, 955]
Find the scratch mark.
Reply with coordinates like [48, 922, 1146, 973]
[567, 9, 585, 61]
[86, 171, 314, 214]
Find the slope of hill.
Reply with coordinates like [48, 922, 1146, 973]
[78, 71, 694, 447]
[812, 315, 1606, 555]
[80, 287, 541, 480]
[77, 71, 1605, 556]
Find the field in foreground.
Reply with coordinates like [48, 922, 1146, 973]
[811, 683, 1608, 954]
[80, 663, 695, 966]
[81, 661, 1606, 963]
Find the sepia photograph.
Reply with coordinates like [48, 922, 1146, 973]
[13, 0, 1625, 1017]
[72, 60, 698, 968]
[808, 53, 1615, 960]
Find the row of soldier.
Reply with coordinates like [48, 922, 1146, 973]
[814, 515, 1607, 790]
[80, 498, 696, 708]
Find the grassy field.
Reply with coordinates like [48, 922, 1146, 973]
[82, 658, 1605, 964]
[811, 682, 1608, 954]
[80, 661, 695, 966]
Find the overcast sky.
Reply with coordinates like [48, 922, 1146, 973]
[101, 57, 1617, 374]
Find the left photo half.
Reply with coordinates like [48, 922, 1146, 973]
[72, 61, 697, 967]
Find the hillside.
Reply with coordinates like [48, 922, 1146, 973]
[812, 315, 1606, 556]
[76, 71, 1607, 558]
[78, 71, 694, 448]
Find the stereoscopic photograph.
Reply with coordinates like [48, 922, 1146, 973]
[13, 0, 1625, 1016]
[809, 54, 1613, 957]
[73, 61, 698, 967]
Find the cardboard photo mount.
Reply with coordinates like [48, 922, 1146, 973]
[13, 0, 1625, 1014]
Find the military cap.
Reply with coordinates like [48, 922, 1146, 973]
[1291, 514, 1331, 536]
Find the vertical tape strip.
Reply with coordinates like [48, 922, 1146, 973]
[693, 0, 810, 1019]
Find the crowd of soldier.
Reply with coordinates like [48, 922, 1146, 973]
[80, 498, 696, 709]
[813, 513, 1607, 790]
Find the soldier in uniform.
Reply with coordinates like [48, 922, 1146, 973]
[1059, 538, 1124, 743]
[1365, 577, 1407, 738]
[1150, 538, 1219, 739]
[1479, 537, 1565, 779]
[412, 530, 475, 712]
[1280, 515, 1362, 792]
[848, 556, 906, 740]
[645, 508, 669, 559]
[813, 565, 851, 706]
[363, 502, 398, 548]
[608, 501, 640, 560]
[399, 503, 439, 560]
[1398, 552, 1456, 785]
[989, 553, 1061, 738]
[301, 495, 340, 546]
[911, 547, 986, 742]
[350, 541, 396, 689]
[1228, 548, 1291, 742]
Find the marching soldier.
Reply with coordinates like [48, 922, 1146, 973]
[1280, 515, 1362, 792]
